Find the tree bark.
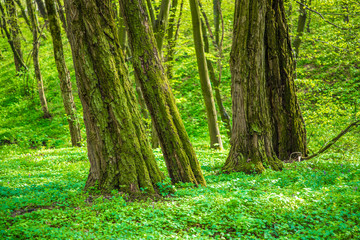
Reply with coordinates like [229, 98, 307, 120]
[45, 0, 81, 146]
[119, 0, 206, 186]
[35, 0, 47, 18]
[293, 0, 307, 57]
[54, 0, 67, 34]
[223, 0, 306, 174]
[189, 0, 223, 149]
[26, 0, 51, 118]
[5, 0, 23, 72]
[64, 0, 164, 194]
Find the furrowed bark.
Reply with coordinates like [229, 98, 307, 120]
[119, 0, 206, 186]
[189, 0, 223, 149]
[224, 0, 306, 174]
[45, 0, 81, 146]
[64, 0, 164, 194]
[26, 0, 51, 118]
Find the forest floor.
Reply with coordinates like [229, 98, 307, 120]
[0, 143, 359, 239]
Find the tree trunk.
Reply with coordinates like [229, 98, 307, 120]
[223, 0, 306, 174]
[0, 3, 27, 70]
[119, 0, 206, 186]
[153, 0, 171, 52]
[45, 0, 81, 146]
[26, 0, 51, 118]
[293, 0, 307, 57]
[201, 18, 231, 138]
[35, 0, 47, 18]
[5, 0, 23, 72]
[64, 0, 164, 194]
[306, 0, 311, 33]
[189, 0, 223, 149]
[54, 0, 67, 34]
[14, 0, 31, 32]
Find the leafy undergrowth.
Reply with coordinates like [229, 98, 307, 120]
[0, 145, 359, 239]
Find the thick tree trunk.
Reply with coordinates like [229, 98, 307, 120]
[26, 0, 51, 118]
[64, 0, 164, 194]
[5, 0, 23, 72]
[45, 0, 81, 146]
[293, 0, 307, 57]
[189, 0, 223, 149]
[223, 0, 306, 174]
[119, 0, 206, 186]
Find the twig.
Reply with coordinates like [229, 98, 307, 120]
[301, 120, 360, 161]
[295, 1, 360, 30]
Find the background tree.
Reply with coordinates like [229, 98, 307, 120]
[26, 0, 51, 118]
[5, 0, 23, 72]
[44, 0, 81, 146]
[64, 0, 164, 193]
[119, 0, 206, 186]
[189, 0, 223, 149]
[223, 0, 307, 174]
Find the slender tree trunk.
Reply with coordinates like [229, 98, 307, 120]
[293, 0, 307, 57]
[154, 0, 171, 52]
[64, 0, 164, 193]
[201, 19, 231, 138]
[0, 3, 27, 70]
[306, 0, 311, 33]
[35, 0, 47, 18]
[45, 0, 81, 146]
[189, 0, 223, 149]
[119, 0, 206, 186]
[165, 0, 183, 79]
[26, 0, 51, 118]
[14, 0, 31, 31]
[223, 0, 306, 174]
[5, 0, 23, 72]
[54, 0, 67, 34]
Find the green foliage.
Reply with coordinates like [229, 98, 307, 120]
[0, 0, 360, 238]
[0, 146, 359, 239]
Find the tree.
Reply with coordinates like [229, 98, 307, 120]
[189, 0, 223, 149]
[223, 0, 307, 174]
[5, 0, 23, 72]
[119, 0, 206, 186]
[26, 0, 51, 118]
[293, 0, 308, 57]
[0, 2, 27, 71]
[63, 0, 164, 193]
[44, 0, 81, 146]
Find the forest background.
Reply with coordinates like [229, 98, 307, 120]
[0, 0, 359, 239]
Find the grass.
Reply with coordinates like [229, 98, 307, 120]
[0, 144, 359, 239]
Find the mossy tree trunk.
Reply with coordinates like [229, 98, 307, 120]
[45, 0, 81, 146]
[189, 0, 223, 149]
[64, 0, 164, 194]
[5, 0, 23, 72]
[223, 0, 306, 174]
[26, 0, 51, 118]
[119, 0, 206, 186]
